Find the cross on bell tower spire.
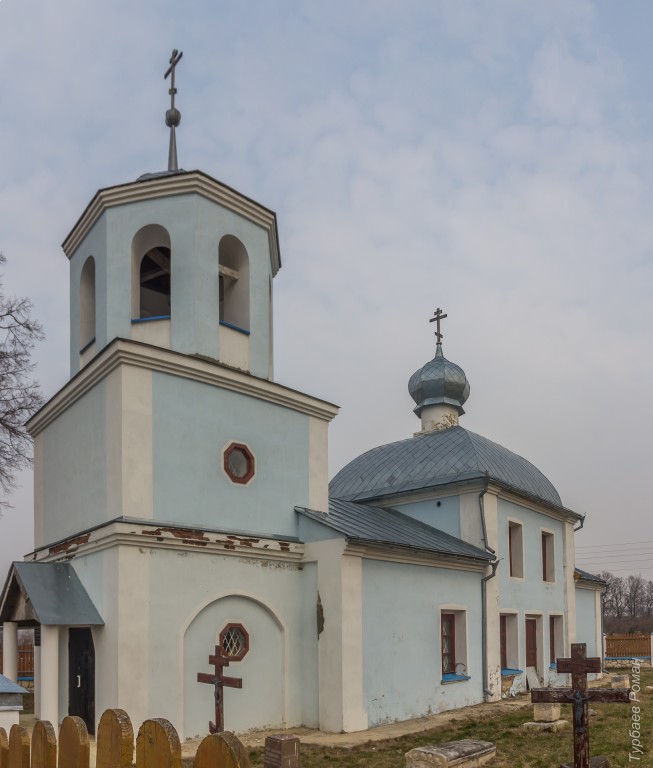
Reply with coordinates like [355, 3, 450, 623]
[164, 49, 183, 172]
[429, 307, 447, 344]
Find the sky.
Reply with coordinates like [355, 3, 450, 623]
[0, 0, 652, 580]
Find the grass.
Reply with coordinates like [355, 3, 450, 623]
[247, 668, 653, 768]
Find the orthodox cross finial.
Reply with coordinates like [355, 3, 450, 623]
[164, 49, 183, 172]
[429, 308, 448, 344]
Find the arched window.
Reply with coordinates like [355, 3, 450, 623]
[132, 224, 172, 319]
[218, 235, 249, 331]
[80, 256, 96, 349]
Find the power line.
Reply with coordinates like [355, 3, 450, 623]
[576, 540, 653, 549]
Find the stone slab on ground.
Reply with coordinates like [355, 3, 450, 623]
[405, 740, 495, 768]
[533, 702, 561, 722]
[522, 720, 569, 732]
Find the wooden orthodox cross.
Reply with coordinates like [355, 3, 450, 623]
[197, 644, 243, 734]
[429, 307, 448, 343]
[531, 643, 631, 768]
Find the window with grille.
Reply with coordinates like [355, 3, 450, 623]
[441, 613, 455, 674]
[219, 623, 249, 661]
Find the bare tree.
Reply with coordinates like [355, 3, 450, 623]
[626, 574, 646, 618]
[0, 253, 44, 508]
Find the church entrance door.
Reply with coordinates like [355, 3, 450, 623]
[68, 628, 95, 735]
[525, 618, 537, 668]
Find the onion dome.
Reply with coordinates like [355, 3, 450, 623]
[408, 343, 470, 417]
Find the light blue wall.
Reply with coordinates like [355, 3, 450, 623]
[392, 496, 460, 538]
[40, 382, 107, 544]
[496, 499, 567, 686]
[152, 372, 310, 537]
[575, 587, 599, 656]
[361, 559, 483, 725]
[69, 192, 274, 378]
[497, 499, 566, 614]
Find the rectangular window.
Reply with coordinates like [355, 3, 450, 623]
[549, 615, 563, 666]
[542, 532, 555, 582]
[441, 613, 456, 675]
[508, 522, 524, 578]
[500, 613, 519, 670]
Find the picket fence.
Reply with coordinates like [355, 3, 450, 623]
[0, 709, 250, 768]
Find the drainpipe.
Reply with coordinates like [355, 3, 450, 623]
[482, 559, 499, 699]
[574, 513, 585, 533]
[478, 475, 496, 555]
[478, 478, 498, 699]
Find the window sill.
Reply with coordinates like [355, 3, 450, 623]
[220, 320, 250, 336]
[441, 674, 471, 684]
[501, 668, 523, 677]
[132, 315, 171, 323]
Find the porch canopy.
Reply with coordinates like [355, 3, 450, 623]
[0, 562, 104, 626]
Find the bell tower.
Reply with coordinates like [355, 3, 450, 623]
[65, 169, 280, 379]
[31, 51, 334, 550]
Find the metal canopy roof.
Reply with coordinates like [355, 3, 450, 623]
[329, 425, 563, 508]
[0, 674, 28, 694]
[0, 562, 104, 626]
[297, 498, 494, 562]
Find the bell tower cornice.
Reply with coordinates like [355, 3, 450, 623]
[62, 169, 281, 275]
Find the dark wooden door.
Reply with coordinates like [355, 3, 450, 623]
[68, 628, 95, 735]
[525, 618, 537, 668]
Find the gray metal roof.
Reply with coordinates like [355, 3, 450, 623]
[575, 567, 606, 585]
[408, 344, 470, 416]
[0, 563, 104, 626]
[329, 425, 562, 508]
[0, 674, 28, 695]
[297, 498, 494, 562]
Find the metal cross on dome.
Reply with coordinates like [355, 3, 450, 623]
[429, 308, 448, 343]
[164, 49, 183, 172]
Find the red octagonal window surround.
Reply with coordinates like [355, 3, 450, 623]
[223, 442, 255, 484]
[219, 623, 249, 661]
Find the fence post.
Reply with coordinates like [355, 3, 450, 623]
[135, 719, 181, 768]
[31, 721, 56, 768]
[194, 733, 250, 768]
[602, 633, 607, 663]
[97, 709, 134, 768]
[8, 725, 29, 768]
[650, 633, 653, 661]
[59, 716, 89, 768]
[0, 727, 8, 768]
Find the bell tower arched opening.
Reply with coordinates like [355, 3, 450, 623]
[219, 235, 249, 332]
[79, 256, 96, 350]
[132, 224, 172, 320]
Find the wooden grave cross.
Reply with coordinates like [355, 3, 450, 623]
[531, 643, 631, 768]
[197, 644, 243, 734]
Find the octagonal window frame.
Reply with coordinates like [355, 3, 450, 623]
[222, 441, 255, 485]
[219, 622, 250, 662]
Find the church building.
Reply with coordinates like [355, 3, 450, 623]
[0, 56, 603, 738]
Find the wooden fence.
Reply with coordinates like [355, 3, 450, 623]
[0, 709, 252, 768]
[605, 634, 651, 658]
[0, 649, 35, 680]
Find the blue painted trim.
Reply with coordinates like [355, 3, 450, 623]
[79, 337, 96, 354]
[605, 655, 650, 660]
[441, 673, 471, 683]
[219, 320, 250, 336]
[549, 663, 557, 670]
[131, 315, 171, 323]
[501, 668, 523, 676]
[17, 676, 34, 682]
